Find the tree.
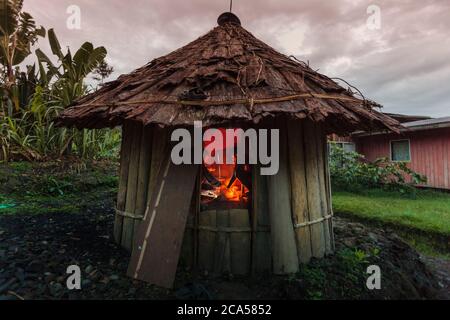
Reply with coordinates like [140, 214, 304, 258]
[0, 0, 45, 110]
[93, 59, 114, 84]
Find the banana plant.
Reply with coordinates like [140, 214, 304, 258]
[0, 0, 45, 110]
[36, 29, 107, 107]
[35, 29, 108, 158]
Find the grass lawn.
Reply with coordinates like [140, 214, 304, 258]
[332, 189, 450, 237]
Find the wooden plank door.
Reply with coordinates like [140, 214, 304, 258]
[127, 154, 199, 288]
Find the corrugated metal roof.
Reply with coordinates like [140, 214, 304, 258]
[352, 116, 450, 137]
[384, 113, 431, 123]
[404, 117, 450, 128]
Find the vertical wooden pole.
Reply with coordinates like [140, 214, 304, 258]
[251, 166, 259, 274]
[229, 209, 251, 275]
[114, 121, 132, 244]
[198, 210, 217, 272]
[304, 120, 326, 258]
[193, 170, 201, 270]
[180, 184, 198, 269]
[122, 122, 142, 251]
[267, 118, 299, 274]
[133, 125, 153, 237]
[287, 119, 313, 263]
[146, 127, 168, 205]
[322, 131, 335, 252]
[251, 166, 272, 273]
[315, 124, 332, 255]
[214, 210, 231, 274]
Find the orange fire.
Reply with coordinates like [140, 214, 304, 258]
[201, 128, 250, 205]
[204, 162, 249, 203]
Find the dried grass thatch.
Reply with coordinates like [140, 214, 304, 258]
[56, 13, 400, 134]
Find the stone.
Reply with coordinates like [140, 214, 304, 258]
[342, 237, 357, 248]
[27, 260, 44, 273]
[82, 279, 92, 287]
[85, 265, 94, 274]
[49, 282, 64, 297]
[367, 232, 378, 243]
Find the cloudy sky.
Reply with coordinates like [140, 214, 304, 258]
[23, 0, 450, 117]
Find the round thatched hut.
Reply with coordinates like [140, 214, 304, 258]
[57, 12, 399, 287]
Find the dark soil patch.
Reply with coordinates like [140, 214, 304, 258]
[336, 211, 450, 253]
[420, 256, 450, 297]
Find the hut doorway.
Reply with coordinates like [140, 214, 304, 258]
[189, 128, 254, 276]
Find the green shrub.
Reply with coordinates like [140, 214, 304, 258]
[329, 145, 426, 195]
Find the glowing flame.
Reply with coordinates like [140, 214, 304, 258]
[201, 128, 250, 206]
[204, 163, 249, 203]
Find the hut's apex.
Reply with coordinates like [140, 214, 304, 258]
[217, 12, 241, 26]
[56, 12, 400, 134]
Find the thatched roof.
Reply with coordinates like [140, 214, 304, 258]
[57, 12, 400, 134]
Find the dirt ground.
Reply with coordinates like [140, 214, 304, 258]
[0, 161, 448, 300]
[0, 210, 447, 300]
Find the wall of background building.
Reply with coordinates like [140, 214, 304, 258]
[354, 127, 450, 190]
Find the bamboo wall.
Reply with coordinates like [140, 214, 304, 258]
[115, 118, 334, 274]
[114, 120, 168, 250]
[247, 118, 334, 274]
